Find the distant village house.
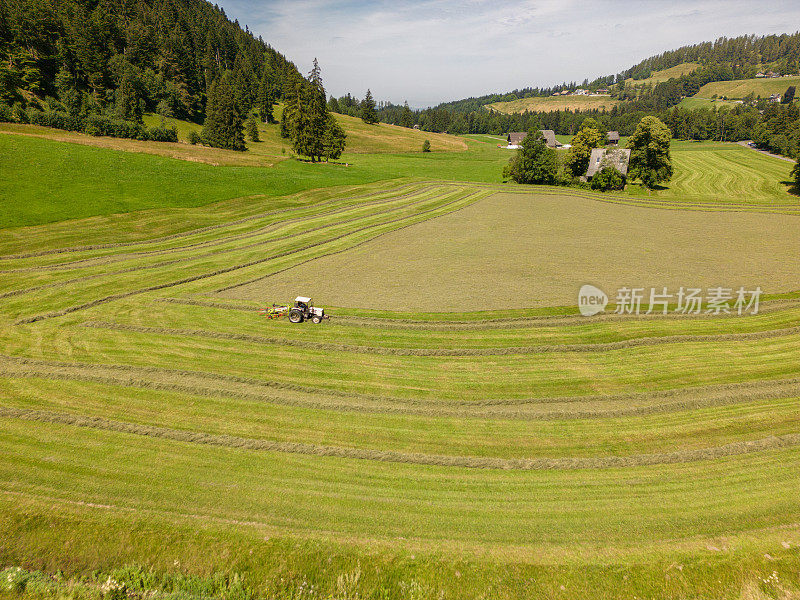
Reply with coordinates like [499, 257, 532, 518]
[506, 130, 562, 149]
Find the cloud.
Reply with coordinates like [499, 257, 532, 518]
[219, 0, 800, 107]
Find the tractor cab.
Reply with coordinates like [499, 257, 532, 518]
[289, 296, 327, 324]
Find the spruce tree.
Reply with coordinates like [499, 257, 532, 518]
[322, 114, 346, 161]
[361, 88, 377, 124]
[201, 70, 246, 151]
[292, 58, 335, 161]
[400, 101, 414, 128]
[245, 113, 259, 142]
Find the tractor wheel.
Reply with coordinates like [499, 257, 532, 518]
[311, 315, 322, 324]
[288, 309, 304, 323]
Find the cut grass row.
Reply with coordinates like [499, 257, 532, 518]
[1, 376, 799, 461]
[3, 418, 800, 551]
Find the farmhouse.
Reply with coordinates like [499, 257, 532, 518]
[585, 147, 631, 179]
[506, 130, 563, 149]
[607, 131, 620, 145]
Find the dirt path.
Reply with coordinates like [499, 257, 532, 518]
[737, 140, 796, 163]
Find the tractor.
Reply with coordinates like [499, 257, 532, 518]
[288, 296, 327, 324]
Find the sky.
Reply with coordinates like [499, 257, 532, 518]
[216, 0, 800, 108]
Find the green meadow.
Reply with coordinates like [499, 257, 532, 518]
[0, 121, 799, 600]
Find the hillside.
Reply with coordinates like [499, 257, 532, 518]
[486, 94, 619, 114]
[0, 0, 297, 122]
[624, 62, 700, 85]
[695, 75, 800, 98]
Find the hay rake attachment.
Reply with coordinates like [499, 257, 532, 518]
[258, 304, 289, 320]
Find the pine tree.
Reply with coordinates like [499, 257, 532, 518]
[116, 65, 142, 123]
[361, 89, 377, 124]
[256, 64, 276, 123]
[292, 58, 334, 161]
[322, 114, 346, 161]
[245, 113, 259, 142]
[201, 70, 246, 151]
[400, 101, 414, 128]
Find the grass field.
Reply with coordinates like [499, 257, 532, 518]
[695, 75, 800, 99]
[677, 97, 743, 110]
[625, 62, 701, 86]
[486, 94, 620, 114]
[1, 153, 800, 598]
[1, 122, 799, 598]
[225, 191, 800, 310]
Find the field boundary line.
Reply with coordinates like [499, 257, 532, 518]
[2, 405, 800, 470]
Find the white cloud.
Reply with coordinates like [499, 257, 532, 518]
[219, 0, 800, 107]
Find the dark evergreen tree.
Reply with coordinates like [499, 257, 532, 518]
[245, 113, 259, 141]
[322, 114, 346, 161]
[201, 70, 245, 151]
[361, 88, 377, 124]
[400, 101, 414, 128]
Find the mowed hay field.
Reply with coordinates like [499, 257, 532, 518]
[486, 94, 619, 114]
[1, 134, 800, 598]
[695, 75, 800, 99]
[225, 191, 800, 311]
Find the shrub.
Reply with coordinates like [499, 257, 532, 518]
[84, 114, 147, 140]
[2, 567, 29, 594]
[0, 104, 14, 122]
[245, 114, 260, 142]
[26, 109, 83, 132]
[147, 125, 178, 142]
[188, 130, 202, 145]
[422, 139, 431, 152]
[590, 166, 626, 191]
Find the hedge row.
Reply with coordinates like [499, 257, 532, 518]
[0, 105, 177, 143]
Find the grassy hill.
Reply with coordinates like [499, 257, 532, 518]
[677, 97, 742, 110]
[695, 75, 800, 99]
[486, 94, 620, 114]
[144, 109, 465, 154]
[624, 62, 700, 85]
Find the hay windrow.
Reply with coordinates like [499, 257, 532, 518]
[0, 182, 428, 260]
[156, 296, 800, 330]
[13, 190, 485, 324]
[0, 184, 443, 273]
[2, 406, 799, 470]
[81, 320, 800, 356]
[1, 354, 798, 420]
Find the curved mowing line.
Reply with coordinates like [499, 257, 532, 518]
[0, 182, 426, 260]
[423, 181, 800, 214]
[156, 297, 800, 330]
[81, 320, 800, 356]
[2, 355, 798, 420]
[0, 186, 456, 299]
[213, 190, 489, 293]
[0, 184, 444, 273]
[13, 190, 485, 324]
[2, 406, 799, 470]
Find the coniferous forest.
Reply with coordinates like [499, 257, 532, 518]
[0, 0, 307, 148]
